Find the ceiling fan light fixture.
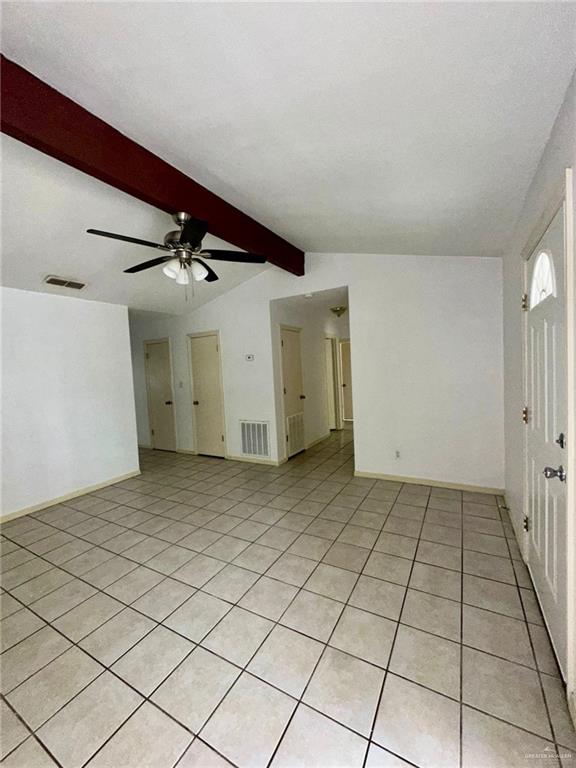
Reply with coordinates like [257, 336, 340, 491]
[175, 265, 190, 285]
[162, 258, 181, 279]
[191, 260, 209, 282]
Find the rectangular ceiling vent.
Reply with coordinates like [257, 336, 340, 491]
[240, 420, 270, 458]
[44, 275, 86, 290]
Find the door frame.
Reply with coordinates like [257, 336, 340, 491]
[521, 168, 575, 713]
[143, 337, 177, 450]
[325, 334, 343, 430]
[279, 324, 303, 461]
[339, 337, 353, 422]
[187, 330, 227, 457]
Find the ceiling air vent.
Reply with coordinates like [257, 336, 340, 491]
[44, 275, 86, 290]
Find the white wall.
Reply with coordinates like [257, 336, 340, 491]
[1, 287, 139, 518]
[502, 72, 576, 538]
[130, 253, 504, 489]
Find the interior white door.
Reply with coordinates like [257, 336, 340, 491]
[324, 337, 337, 430]
[340, 339, 353, 421]
[525, 204, 568, 676]
[281, 327, 305, 456]
[189, 334, 226, 457]
[145, 340, 176, 451]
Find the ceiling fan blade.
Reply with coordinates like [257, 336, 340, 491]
[201, 250, 266, 263]
[195, 258, 219, 282]
[124, 256, 171, 274]
[180, 217, 209, 247]
[87, 229, 171, 251]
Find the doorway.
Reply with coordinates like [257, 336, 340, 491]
[340, 338, 353, 421]
[189, 332, 226, 457]
[281, 326, 305, 457]
[144, 339, 176, 451]
[324, 336, 342, 430]
[524, 201, 568, 676]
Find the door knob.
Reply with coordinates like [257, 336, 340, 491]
[543, 465, 566, 482]
[165, 401, 173, 405]
[193, 400, 199, 405]
[299, 395, 306, 400]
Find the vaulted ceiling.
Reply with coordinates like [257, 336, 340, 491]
[1, 2, 575, 313]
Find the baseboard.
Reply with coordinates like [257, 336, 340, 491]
[354, 470, 504, 495]
[176, 448, 197, 455]
[225, 453, 287, 467]
[305, 432, 331, 449]
[138, 443, 152, 449]
[0, 469, 142, 524]
[568, 688, 576, 732]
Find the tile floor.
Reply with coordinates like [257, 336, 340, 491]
[1, 431, 575, 768]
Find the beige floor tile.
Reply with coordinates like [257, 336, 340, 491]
[401, 589, 461, 641]
[323, 542, 370, 572]
[1, 592, 22, 620]
[463, 530, 509, 557]
[85, 702, 191, 768]
[1, 700, 29, 759]
[330, 606, 396, 668]
[152, 646, 239, 731]
[232, 543, 281, 573]
[144, 544, 197, 575]
[416, 540, 461, 571]
[200, 673, 296, 768]
[239, 576, 298, 621]
[53, 592, 124, 641]
[272, 704, 367, 767]
[541, 674, 576, 750]
[172, 554, 226, 588]
[29, 580, 96, 621]
[349, 575, 406, 621]
[463, 647, 551, 738]
[1, 626, 71, 694]
[374, 532, 417, 559]
[363, 551, 412, 585]
[304, 563, 358, 601]
[248, 625, 323, 697]
[305, 518, 345, 540]
[463, 574, 523, 619]
[1, 608, 45, 652]
[203, 564, 260, 602]
[164, 591, 231, 642]
[420, 522, 462, 547]
[365, 742, 413, 767]
[203, 535, 250, 562]
[255, 527, 299, 551]
[7, 646, 102, 730]
[131, 578, 195, 621]
[104, 566, 164, 603]
[373, 674, 460, 768]
[529, 624, 561, 677]
[409, 562, 462, 601]
[267, 553, 318, 586]
[11, 568, 74, 605]
[389, 624, 460, 699]
[463, 604, 534, 667]
[463, 550, 515, 584]
[381, 517, 421, 538]
[112, 625, 193, 695]
[178, 739, 234, 767]
[520, 588, 545, 626]
[62, 548, 115, 576]
[79, 607, 155, 665]
[281, 590, 343, 642]
[462, 706, 556, 768]
[1, 736, 59, 767]
[304, 647, 384, 735]
[82, 556, 138, 589]
[36, 672, 142, 768]
[202, 606, 273, 666]
[288, 534, 332, 561]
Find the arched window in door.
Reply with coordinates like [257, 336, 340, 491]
[530, 250, 556, 309]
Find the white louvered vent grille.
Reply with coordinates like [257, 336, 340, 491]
[241, 421, 270, 457]
[286, 412, 305, 457]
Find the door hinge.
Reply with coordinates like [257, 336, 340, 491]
[522, 406, 529, 424]
[286, 435, 289, 443]
[283, 387, 286, 395]
[521, 293, 529, 311]
[145, 352, 150, 360]
[151, 429, 155, 436]
[221, 434, 224, 442]
[523, 515, 530, 532]
[281, 340, 284, 347]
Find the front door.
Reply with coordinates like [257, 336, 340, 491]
[189, 333, 226, 457]
[525, 204, 568, 675]
[145, 339, 176, 451]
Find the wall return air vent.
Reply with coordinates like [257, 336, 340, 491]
[44, 275, 86, 290]
[241, 421, 270, 457]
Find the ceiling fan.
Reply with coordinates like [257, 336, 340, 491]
[86, 212, 266, 284]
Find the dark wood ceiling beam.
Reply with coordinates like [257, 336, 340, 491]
[0, 56, 305, 276]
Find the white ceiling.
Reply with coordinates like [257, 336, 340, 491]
[1, 136, 270, 314]
[2, 2, 575, 260]
[273, 287, 349, 314]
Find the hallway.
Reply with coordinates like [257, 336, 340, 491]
[1, 432, 574, 767]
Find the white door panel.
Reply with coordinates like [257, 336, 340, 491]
[145, 340, 176, 452]
[189, 334, 226, 457]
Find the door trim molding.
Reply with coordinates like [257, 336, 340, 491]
[565, 168, 575, 709]
[143, 338, 177, 451]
